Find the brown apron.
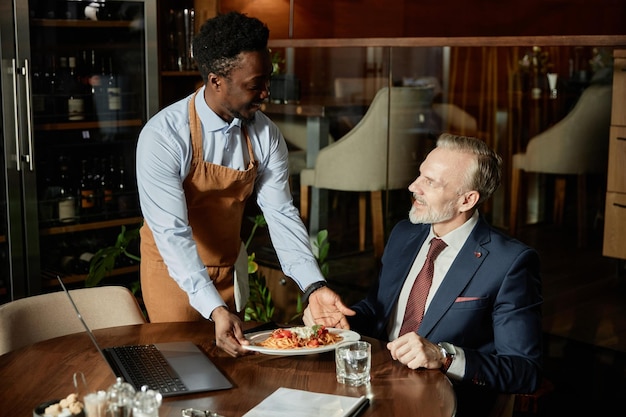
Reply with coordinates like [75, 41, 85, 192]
[140, 90, 258, 322]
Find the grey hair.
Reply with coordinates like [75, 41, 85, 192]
[435, 133, 502, 206]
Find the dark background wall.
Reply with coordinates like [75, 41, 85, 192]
[218, 0, 626, 39]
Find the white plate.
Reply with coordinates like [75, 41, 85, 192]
[243, 328, 360, 356]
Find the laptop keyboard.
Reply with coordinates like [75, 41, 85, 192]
[110, 344, 189, 394]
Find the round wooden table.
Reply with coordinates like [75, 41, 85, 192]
[0, 321, 456, 416]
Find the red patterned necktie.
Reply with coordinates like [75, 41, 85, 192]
[399, 238, 448, 336]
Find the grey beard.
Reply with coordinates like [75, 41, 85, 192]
[408, 200, 456, 224]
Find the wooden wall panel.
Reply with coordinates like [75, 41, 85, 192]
[219, 0, 335, 39]
[219, 0, 626, 38]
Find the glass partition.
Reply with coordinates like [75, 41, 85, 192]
[263, 37, 626, 258]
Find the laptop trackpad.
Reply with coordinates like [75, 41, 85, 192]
[155, 342, 233, 392]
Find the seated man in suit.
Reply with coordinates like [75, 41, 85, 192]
[304, 133, 542, 416]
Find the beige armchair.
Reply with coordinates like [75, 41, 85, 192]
[0, 286, 146, 355]
[333, 77, 390, 135]
[334, 77, 389, 102]
[300, 86, 436, 257]
[510, 83, 612, 246]
[334, 76, 478, 135]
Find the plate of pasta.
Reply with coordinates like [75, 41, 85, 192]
[243, 325, 360, 355]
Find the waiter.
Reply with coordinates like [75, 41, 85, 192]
[136, 12, 354, 357]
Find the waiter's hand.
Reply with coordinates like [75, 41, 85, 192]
[302, 286, 355, 329]
[211, 306, 251, 357]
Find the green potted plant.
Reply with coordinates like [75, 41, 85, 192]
[86, 223, 142, 294]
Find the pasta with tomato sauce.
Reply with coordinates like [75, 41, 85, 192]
[257, 325, 343, 349]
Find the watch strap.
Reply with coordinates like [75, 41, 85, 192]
[302, 281, 327, 304]
[438, 342, 455, 373]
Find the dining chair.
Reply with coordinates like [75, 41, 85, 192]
[0, 285, 146, 355]
[299, 86, 437, 258]
[333, 77, 390, 135]
[509, 83, 612, 247]
[334, 77, 390, 102]
[333, 76, 478, 137]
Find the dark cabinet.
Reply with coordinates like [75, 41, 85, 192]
[0, 0, 158, 301]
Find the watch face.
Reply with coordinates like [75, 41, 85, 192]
[440, 345, 448, 358]
[440, 342, 456, 356]
[438, 343, 454, 372]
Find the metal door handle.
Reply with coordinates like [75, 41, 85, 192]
[10, 58, 21, 172]
[22, 58, 35, 171]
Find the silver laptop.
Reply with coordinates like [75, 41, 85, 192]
[57, 277, 233, 397]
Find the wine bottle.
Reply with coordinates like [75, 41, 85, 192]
[79, 159, 96, 219]
[116, 155, 133, 216]
[58, 156, 77, 224]
[106, 57, 122, 116]
[89, 50, 99, 119]
[67, 56, 85, 121]
[100, 157, 115, 218]
[56, 56, 70, 120]
[43, 56, 59, 121]
[78, 50, 95, 119]
[92, 157, 103, 218]
[93, 56, 108, 121]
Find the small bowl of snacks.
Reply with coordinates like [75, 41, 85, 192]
[34, 393, 85, 417]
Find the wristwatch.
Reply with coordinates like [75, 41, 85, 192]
[438, 342, 456, 373]
[302, 281, 327, 304]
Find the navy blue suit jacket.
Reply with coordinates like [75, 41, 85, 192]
[349, 215, 543, 396]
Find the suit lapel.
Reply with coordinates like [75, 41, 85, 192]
[382, 224, 429, 321]
[418, 218, 492, 337]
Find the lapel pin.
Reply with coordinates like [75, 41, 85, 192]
[474, 252, 482, 258]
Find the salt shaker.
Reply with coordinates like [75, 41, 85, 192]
[132, 385, 162, 417]
[106, 377, 136, 417]
[83, 391, 107, 417]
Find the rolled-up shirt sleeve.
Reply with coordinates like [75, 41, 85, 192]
[253, 120, 325, 291]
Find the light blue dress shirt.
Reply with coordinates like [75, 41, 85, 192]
[136, 87, 324, 319]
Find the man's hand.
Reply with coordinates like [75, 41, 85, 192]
[211, 306, 251, 357]
[386, 332, 444, 369]
[302, 286, 355, 329]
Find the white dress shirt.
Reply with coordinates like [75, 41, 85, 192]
[136, 87, 324, 318]
[387, 211, 480, 378]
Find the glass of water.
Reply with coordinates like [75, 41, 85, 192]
[335, 341, 371, 386]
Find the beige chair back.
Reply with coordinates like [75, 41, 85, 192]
[513, 83, 612, 174]
[334, 77, 390, 102]
[0, 286, 146, 355]
[301, 86, 436, 192]
[299, 86, 437, 257]
[509, 83, 612, 245]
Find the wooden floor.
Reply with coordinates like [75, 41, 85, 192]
[514, 223, 626, 416]
[520, 223, 626, 353]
